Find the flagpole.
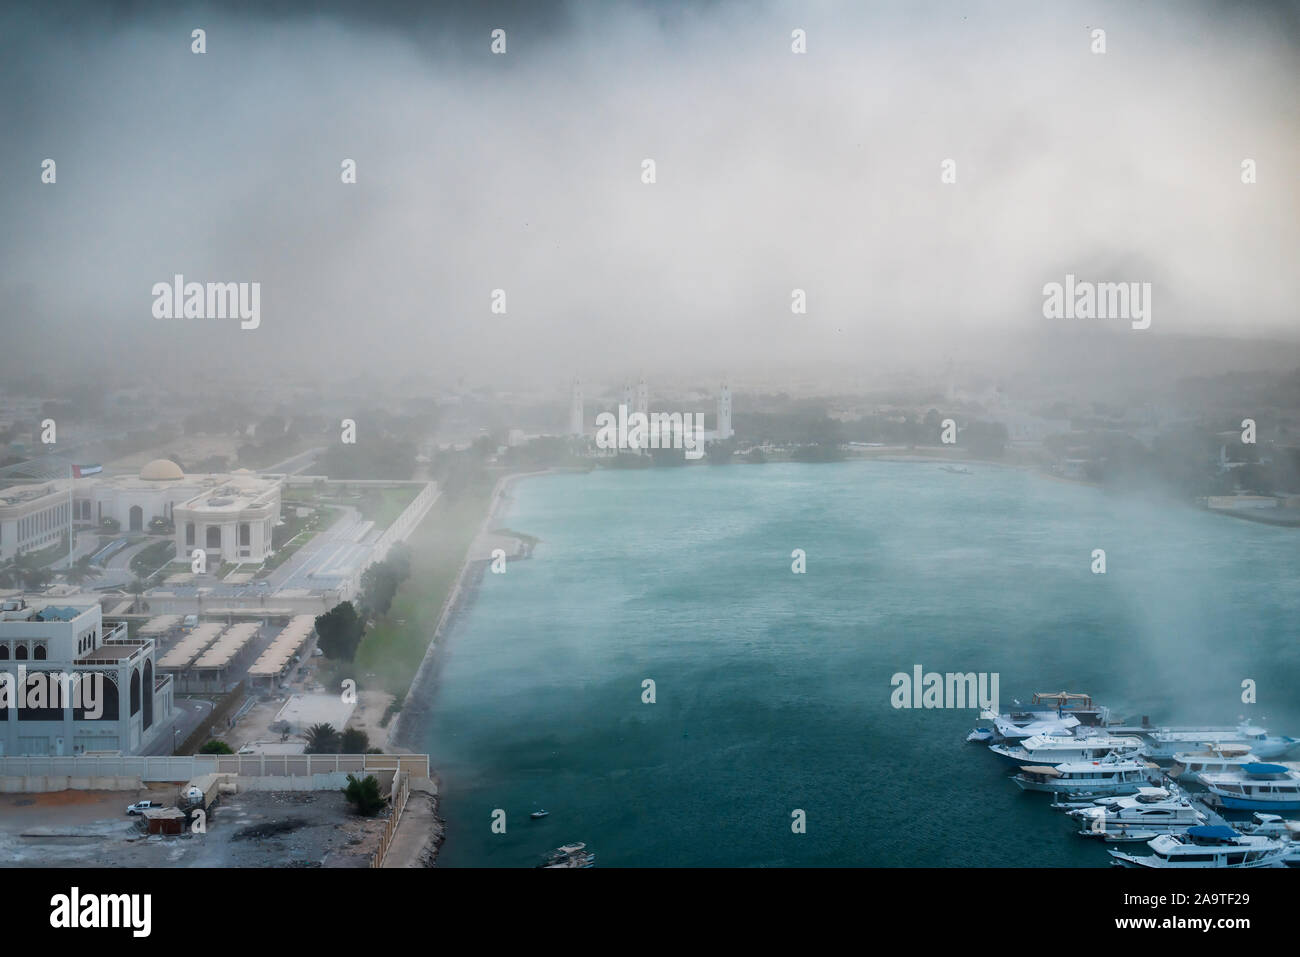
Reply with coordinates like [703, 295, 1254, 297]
[68, 462, 74, 572]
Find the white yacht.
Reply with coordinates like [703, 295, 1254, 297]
[1201, 764, 1300, 811]
[1069, 787, 1206, 842]
[1108, 825, 1287, 868]
[992, 712, 1079, 742]
[1140, 723, 1296, 761]
[1237, 812, 1300, 842]
[990, 731, 1142, 766]
[1013, 755, 1158, 796]
[1168, 744, 1260, 786]
[987, 692, 1114, 741]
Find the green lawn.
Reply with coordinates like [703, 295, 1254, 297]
[290, 485, 420, 533]
[353, 482, 493, 697]
[130, 539, 176, 579]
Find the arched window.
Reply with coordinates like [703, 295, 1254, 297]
[186, 522, 195, 546]
[142, 660, 153, 730]
[0, 645, 8, 660]
[33, 644, 46, 660]
[206, 526, 221, 548]
[15, 645, 27, 661]
[129, 667, 141, 716]
[76, 673, 117, 721]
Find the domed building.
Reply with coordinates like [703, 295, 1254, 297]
[138, 458, 185, 482]
[4, 460, 283, 565]
[71, 461, 284, 565]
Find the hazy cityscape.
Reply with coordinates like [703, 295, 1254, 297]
[2, 0, 1299, 934]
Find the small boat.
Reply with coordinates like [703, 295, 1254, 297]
[1201, 764, 1300, 811]
[539, 842, 595, 868]
[939, 465, 971, 475]
[1050, 794, 1107, 810]
[530, 810, 549, 819]
[1069, 787, 1207, 842]
[966, 727, 994, 743]
[1108, 825, 1287, 868]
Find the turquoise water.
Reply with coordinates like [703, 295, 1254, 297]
[421, 462, 1300, 866]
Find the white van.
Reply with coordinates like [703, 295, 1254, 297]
[182, 614, 198, 629]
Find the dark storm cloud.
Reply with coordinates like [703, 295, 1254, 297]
[1, 0, 1297, 390]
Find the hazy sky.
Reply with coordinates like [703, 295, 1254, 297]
[2, 0, 1297, 389]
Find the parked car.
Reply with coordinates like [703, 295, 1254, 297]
[125, 800, 164, 815]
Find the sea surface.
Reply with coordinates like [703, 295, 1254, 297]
[420, 462, 1300, 866]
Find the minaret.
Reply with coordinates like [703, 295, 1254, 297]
[622, 380, 635, 414]
[569, 378, 584, 436]
[717, 383, 733, 439]
[635, 377, 649, 419]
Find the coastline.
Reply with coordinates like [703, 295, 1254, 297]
[389, 468, 552, 751]
[385, 468, 553, 865]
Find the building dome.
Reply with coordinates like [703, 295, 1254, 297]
[139, 459, 184, 481]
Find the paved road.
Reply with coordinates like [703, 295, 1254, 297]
[263, 447, 324, 475]
[142, 697, 215, 756]
[265, 505, 372, 591]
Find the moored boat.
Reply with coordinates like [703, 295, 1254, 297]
[1140, 723, 1297, 762]
[1168, 744, 1259, 786]
[1201, 764, 1300, 811]
[1069, 787, 1206, 842]
[1013, 755, 1159, 796]
[1108, 825, 1287, 868]
[990, 731, 1142, 766]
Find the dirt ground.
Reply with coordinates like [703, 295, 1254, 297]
[349, 690, 397, 751]
[0, 787, 386, 868]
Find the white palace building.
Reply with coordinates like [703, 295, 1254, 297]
[0, 598, 174, 756]
[1, 459, 282, 565]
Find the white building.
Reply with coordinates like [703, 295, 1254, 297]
[0, 598, 175, 755]
[2, 459, 283, 565]
[0, 481, 72, 561]
[635, 377, 649, 419]
[569, 379, 585, 436]
[717, 383, 734, 440]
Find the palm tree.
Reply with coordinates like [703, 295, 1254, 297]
[65, 555, 102, 586]
[127, 577, 148, 613]
[304, 723, 340, 754]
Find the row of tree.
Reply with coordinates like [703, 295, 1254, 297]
[314, 546, 415, 661]
[304, 722, 376, 755]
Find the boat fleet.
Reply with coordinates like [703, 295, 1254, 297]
[967, 691, 1300, 867]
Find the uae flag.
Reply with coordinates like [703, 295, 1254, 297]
[73, 464, 102, 478]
